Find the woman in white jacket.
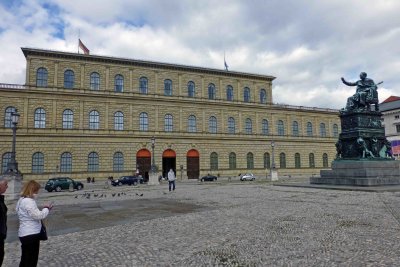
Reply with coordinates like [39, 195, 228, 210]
[16, 180, 53, 267]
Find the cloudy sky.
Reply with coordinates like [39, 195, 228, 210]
[0, 0, 399, 109]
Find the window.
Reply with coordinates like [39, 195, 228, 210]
[164, 114, 173, 132]
[309, 153, 315, 168]
[4, 106, 16, 128]
[210, 152, 218, 170]
[295, 153, 301, 168]
[320, 123, 326, 137]
[333, 124, 339, 137]
[260, 89, 267, 104]
[115, 74, 124, 92]
[90, 72, 100, 90]
[245, 118, 252, 134]
[60, 152, 72, 172]
[36, 67, 48, 87]
[188, 81, 195, 98]
[244, 87, 250, 102]
[322, 153, 329, 168]
[114, 111, 124, 130]
[64, 70, 74, 88]
[34, 108, 46, 128]
[1, 152, 11, 173]
[226, 85, 234, 101]
[164, 79, 172, 96]
[32, 152, 44, 173]
[208, 83, 216, 100]
[89, 110, 99, 130]
[228, 117, 235, 134]
[307, 122, 313, 136]
[279, 153, 286, 168]
[277, 120, 284, 136]
[139, 112, 148, 131]
[264, 152, 270, 169]
[395, 115, 400, 119]
[88, 152, 99, 172]
[262, 119, 269, 135]
[188, 115, 197, 133]
[229, 152, 236, 169]
[139, 77, 148, 94]
[396, 125, 400, 133]
[247, 152, 254, 169]
[113, 152, 124, 172]
[62, 109, 73, 129]
[209, 116, 217, 133]
[292, 121, 299, 136]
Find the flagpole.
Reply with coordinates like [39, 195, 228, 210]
[78, 30, 80, 54]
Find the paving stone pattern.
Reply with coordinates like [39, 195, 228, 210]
[4, 180, 400, 266]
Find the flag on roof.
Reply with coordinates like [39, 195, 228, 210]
[78, 39, 90, 55]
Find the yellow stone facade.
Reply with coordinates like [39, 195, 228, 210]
[0, 48, 340, 181]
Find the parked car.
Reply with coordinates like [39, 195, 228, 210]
[240, 173, 256, 181]
[111, 175, 144, 186]
[45, 177, 84, 192]
[201, 174, 218, 182]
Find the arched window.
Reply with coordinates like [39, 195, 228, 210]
[188, 81, 195, 98]
[164, 114, 173, 132]
[4, 106, 16, 128]
[210, 152, 218, 170]
[279, 152, 286, 168]
[32, 152, 44, 173]
[309, 153, 315, 168]
[113, 152, 124, 172]
[1, 152, 12, 173]
[229, 152, 236, 169]
[164, 79, 172, 96]
[139, 77, 148, 94]
[307, 122, 313, 137]
[62, 109, 73, 129]
[320, 123, 326, 137]
[247, 152, 254, 169]
[208, 83, 216, 100]
[188, 115, 197, 133]
[295, 153, 301, 168]
[262, 119, 269, 135]
[292, 121, 299, 136]
[36, 67, 48, 87]
[277, 120, 284, 136]
[115, 74, 124, 92]
[114, 111, 124, 130]
[333, 124, 339, 137]
[89, 110, 99, 130]
[260, 89, 267, 104]
[228, 117, 235, 134]
[60, 152, 72, 172]
[264, 152, 270, 169]
[209, 116, 217, 133]
[139, 112, 148, 131]
[243, 87, 250, 102]
[245, 118, 252, 134]
[323, 153, 329, 168]
[64, 70, 74, 88]
[34, 108, 46, 129]
[88, 152, 99, 172]
[90, 72, 100, 90]
[226, 85, 234, 101]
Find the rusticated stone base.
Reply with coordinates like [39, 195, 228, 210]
[310, 160, 400, 186]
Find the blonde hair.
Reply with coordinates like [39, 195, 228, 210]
[20, 180, 41, 198]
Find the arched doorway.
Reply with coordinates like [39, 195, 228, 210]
[187, 149, 200, 179]
[136, 149, 151, 182]
[162, 149, 176, 178]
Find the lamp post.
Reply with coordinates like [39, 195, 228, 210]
[151, 136, 156, 173]
[270, 141, 275, 178]
[7, 110, 21, 174]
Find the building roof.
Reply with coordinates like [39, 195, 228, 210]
[21, 47, 276, 82]
[381, 96, 400, 104]
[380, 96, 400, 112]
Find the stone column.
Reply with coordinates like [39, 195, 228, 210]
[1, 173, 23, 201]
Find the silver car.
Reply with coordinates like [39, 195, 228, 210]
[240, 173, 255, 181]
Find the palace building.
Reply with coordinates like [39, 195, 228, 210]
[0, 48, 340, 181]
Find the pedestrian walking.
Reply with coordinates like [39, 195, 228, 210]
[0, 178, 8, 266]
[167, 169, 176, 192]
[16, 180, 53, 267]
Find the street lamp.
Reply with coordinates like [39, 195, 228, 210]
[7, 110, 21, 174]
[270, 141, 276, 178]
[151, 136, 156, 173]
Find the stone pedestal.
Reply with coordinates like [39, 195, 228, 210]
[270, 169, 279, 181]
[1, 173, 23, 200]
[310, 160, 400, 186]
[148, 172, 160, 185]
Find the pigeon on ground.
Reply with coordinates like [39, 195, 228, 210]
[74, 195, 78, 198]
[140, 193, 143, 196]
[94, 194, 98, 197]
[118, 193, 120, 197]
[112, 193, 116, 197]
